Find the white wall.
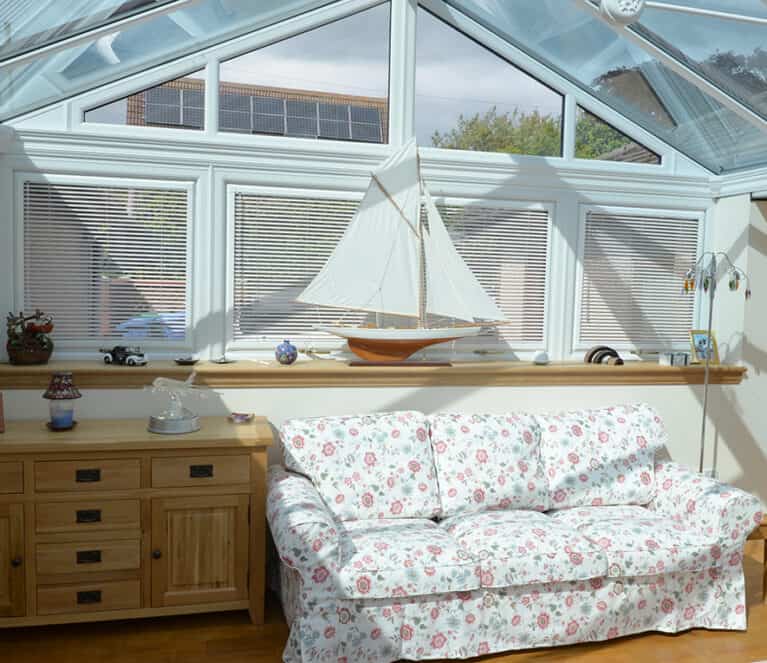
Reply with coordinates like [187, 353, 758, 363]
[1, 382, 727, 484]
[705, 199, 767, 501]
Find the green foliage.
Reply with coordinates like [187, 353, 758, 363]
[430, 107, 561, 156]
[574, 110, 632, 159]
[430, 106, 636, 160]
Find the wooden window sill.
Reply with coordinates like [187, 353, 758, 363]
[0, 360, 747, 389]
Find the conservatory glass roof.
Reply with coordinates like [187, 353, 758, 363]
[2, 0, 767, 174]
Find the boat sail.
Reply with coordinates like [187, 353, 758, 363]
[297, 139, 506, 361]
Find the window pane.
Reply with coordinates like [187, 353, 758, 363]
[84, 71, 205, 130]
[416, 8, 563, 156]
[430, 204, 549, 346]
[579, 210, 699, 348]
[232, 193, 548, 348]
[575, 107, 660, 164]
[0, 1, 177, 60]
[443, 0, 767, 172]
[218, 4, 390, 143]
[23, 182, 189, 343]
[232, 194, 368, 345]
[0, 1, 340, 121]
[635, 4, 767, 120]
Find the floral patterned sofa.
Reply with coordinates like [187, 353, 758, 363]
[266, 405, 762, 663]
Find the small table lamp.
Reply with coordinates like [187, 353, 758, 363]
[43, 372, 81, 431]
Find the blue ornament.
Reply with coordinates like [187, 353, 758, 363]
[275, 339, 298, 365]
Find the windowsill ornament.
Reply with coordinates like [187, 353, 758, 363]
[146, 374, 207, 435]
[43, 372, 81, 431]
[6, 310, 54, 365]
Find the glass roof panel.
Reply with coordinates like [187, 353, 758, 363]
[0, 1, 177, 61]
[0, 0, 339, 121]
[632, 3, 767, 120]
[443, 0, 767, 172]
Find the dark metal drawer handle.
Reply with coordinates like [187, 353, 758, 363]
[76, 509, 102, 524]
[76, 550, 102, 564]
[75, 468, 101, 483]
[76, 590, 102, 605]
[189, 464, 214, 479]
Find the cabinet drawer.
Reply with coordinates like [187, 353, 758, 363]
[36, 500, 141, 534]
[0, 462, 23, 494]
[35, 459, 140, 492]
[151, 455, 249, 488]
[37, 579, 141, 615]
[36, 539, 141, 575]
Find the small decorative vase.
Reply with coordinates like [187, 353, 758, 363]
[275, 339, 298, 365]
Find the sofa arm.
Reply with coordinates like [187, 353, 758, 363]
[649, 460, 763, 546]
[267, 466, 341, 588]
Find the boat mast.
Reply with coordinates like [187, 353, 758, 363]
[416, 149, 427, 328]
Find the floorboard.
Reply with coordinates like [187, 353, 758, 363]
[2, 542, 766, 663]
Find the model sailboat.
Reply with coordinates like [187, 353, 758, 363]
[297, 140, 506, 362]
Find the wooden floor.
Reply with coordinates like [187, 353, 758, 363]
[2, 542, 766, 663]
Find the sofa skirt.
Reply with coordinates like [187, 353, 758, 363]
[278, 562, 747, 663]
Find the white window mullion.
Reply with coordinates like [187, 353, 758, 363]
[388, 0, 418, 145]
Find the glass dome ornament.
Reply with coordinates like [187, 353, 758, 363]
[146, 374, 208, 434]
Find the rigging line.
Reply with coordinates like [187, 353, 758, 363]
[371, 173, 419, 237]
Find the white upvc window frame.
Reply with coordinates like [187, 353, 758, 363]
[224, 181, 555, 360]
[13, 171, 198, 357]
[58, 0, 692, 176]
[570, 203, 706, 357]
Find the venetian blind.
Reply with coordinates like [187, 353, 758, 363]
[232, 193, 549, 347]
[23, 182, 189, 342]
[579, 210, 699, 347]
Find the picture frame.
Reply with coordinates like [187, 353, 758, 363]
[689, 330, 720, 365]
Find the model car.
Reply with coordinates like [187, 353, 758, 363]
[100, 345, 147, 366]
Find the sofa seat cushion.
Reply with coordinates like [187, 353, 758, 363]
[537, 403, 667, 509]
[336, 519, 480, 599]
[548, 505, 717, 577]
[280, 411, 440, 521]
[429, 413, 549, 517]
[441, 510, 607, 587]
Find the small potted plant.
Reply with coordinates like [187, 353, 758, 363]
[6, 310, 54, 365]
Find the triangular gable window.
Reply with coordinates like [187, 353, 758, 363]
[575, 106, 660, 165]
[84, 71, 205, 130]
[416, 7, 563, 157]
[218, 4, 390, 143]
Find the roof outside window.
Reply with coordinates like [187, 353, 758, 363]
[0, 0, 339, 122]
[445, 0, 767, 173]
[0, 1, 177, 61]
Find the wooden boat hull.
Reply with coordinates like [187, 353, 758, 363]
[320, 326, 484, 362]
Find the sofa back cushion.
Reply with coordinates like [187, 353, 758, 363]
[429, 413, 549, 517]
[280, 411, 440, 521]
[537, 403, 667, 509]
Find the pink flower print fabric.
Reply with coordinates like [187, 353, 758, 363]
[336, 518, 480, 599]
[281, 411, 440, 521]
[428, 413, 549, 517]
[442, 509, 607, 587]
[537, 404, 667, 508]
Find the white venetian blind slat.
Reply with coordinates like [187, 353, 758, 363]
[232, 194, 549, 346]
[23, 182, 189, 342]
[579, 210, 698, 346]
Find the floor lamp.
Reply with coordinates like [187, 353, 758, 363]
[684, 252, 751, 474]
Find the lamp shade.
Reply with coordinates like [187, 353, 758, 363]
[42, 372, 82, 400]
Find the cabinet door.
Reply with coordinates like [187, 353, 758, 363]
[151, 495, 249, 607]
[0, 504, 25, 617]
